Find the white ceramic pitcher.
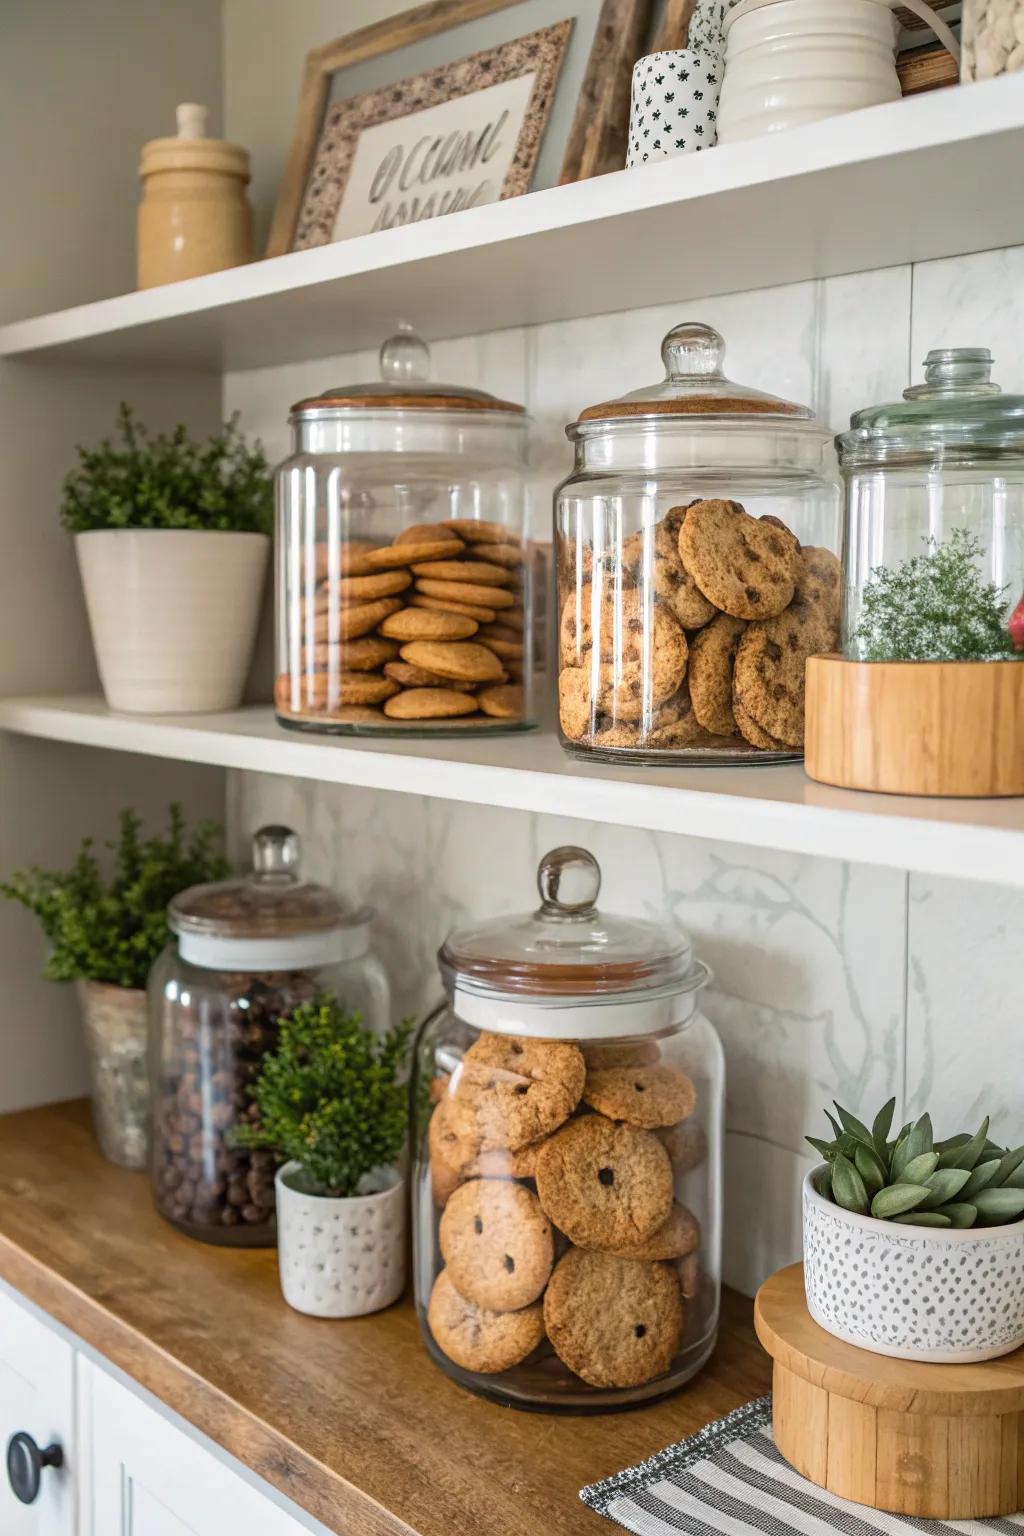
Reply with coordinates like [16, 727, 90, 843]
[717, 0, 960, 143]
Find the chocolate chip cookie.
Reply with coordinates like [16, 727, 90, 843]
[583, 1065, 696, 1129]
[543, 1248, 684, 1388]
[596, 593, 688, 718]
[679, 499, 800, 620]
[535, 1115, 673, 1248]
[453, 1034, 585, 1152]
[428, 1268, 545, 1374]
[440, 1179, 553, 1311]
[733, 587, 837, 748]
[688, 613, 747, 735]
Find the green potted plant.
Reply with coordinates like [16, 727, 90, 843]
[235, 996, 413, 1318]
[63, 405, 272, 713]
[803, 1096, 1024, 1363]
[1, 805, 227, 1169]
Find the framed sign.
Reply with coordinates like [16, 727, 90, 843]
[268, 0, 652, 257]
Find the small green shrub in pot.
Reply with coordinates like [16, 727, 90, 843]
[235, 996, 414, 1318]
[0, 805, 227, 1169]
[803, 1097, 1024, 1362]
[65, 405, 272, 714]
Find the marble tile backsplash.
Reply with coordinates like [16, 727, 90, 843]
[225, 243, 1024, 1298]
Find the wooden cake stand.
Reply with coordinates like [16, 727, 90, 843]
[754, 1264, 1024, 1519]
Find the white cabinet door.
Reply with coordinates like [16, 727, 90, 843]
[0, 1284, 75, 1536]
[85, 1362, 310, 1536]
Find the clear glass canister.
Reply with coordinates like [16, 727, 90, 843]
[837, 348, 1024, 661]
[412, 847, 723, 1412]
[555, 321, 841, 762]
[275, 325, 535, 735]
[961, 1, 1024, 80]
[149, 825, 390, 1245]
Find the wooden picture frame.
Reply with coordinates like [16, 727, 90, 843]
[267, 0, 651, 258]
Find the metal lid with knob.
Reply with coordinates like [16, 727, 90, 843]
[168, 825, 370, 971]
[438, 846, 708, 1039]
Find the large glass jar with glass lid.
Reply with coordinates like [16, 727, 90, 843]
[555, 321, 841, 762]
[412, 846, 723, 1412]
[805, 346, 1024, 797]
[275, 324, 535, 736]
[149, 825, 391, 1245]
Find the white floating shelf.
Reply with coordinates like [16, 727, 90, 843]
[1, 78, 1023, 372]
[1, 695, 1022, 888]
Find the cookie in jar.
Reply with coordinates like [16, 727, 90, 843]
[555, 322, 841, 761]
[149, 825, 391, 1245]
[412, 846, 723, 1410]
[275, 325, 537, 736]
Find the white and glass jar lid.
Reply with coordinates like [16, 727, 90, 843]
[438, 847, 709, 1039]
[169, 825, 370, 971]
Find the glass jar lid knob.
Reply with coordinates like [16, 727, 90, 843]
[380, 322, 430, 384]
[904, 347, 1001, 399]
[252, 825, 301, 883]
[661, 321, 726, 382]
[536, 846, 601, 918]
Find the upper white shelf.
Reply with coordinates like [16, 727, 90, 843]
[1, 695, 1022, 888]
[2, 77, 1023, 373]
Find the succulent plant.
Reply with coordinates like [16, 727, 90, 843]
[809, 1099, 1024, 1229]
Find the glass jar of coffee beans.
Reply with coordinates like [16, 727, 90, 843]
[149, 825, 390, 1246]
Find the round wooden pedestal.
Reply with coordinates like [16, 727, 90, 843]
[755, 1265, 1024, 1519]
[805, 653, 1024, 797]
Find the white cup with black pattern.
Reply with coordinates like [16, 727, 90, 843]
[626, 49, 723, 167]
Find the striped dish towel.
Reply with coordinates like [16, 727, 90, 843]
[580, 1397, 1024, 1536]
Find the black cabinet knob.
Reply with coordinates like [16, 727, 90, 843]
[6, 1432, 63, 1505]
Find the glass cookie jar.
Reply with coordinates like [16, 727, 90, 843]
[275, 325, 535, 736]
[412, 846, 723, 1412]
[555, 321, 841, 762]
[149, 825, 390, 1245]
[805, 346, 1024, 797]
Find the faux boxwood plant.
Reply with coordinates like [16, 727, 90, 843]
[233, 996, 414, 1198]
[0, 804, 227, 990]
[809, 1098, 1024, 1228]
[61, 404, 272, 535]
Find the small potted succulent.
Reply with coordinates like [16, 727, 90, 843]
[0, 805, 227, 1169]
[804, 1097, 1024, 1362]
[63, 404, 272, 713]
[235, 996, 413, 1319]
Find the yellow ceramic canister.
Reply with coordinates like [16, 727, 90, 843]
[137, 103, 252, 289]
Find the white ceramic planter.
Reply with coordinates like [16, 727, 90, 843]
[276, 1162, 406, 1319]
[75, 528, 268, 713]
[804, 1167, 1024, 1362]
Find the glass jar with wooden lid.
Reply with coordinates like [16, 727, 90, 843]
[412, 846, 723, 1411]
[555, 321, 841, 761]
[275, 326, 535, 735]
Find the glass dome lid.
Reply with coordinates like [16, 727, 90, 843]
[571, 321, 817, 432]
[837, 348, 1024, 468]
[169, 825, 370, 969]
[291, 324, 526, 418]
[438, 847, 708, 1038]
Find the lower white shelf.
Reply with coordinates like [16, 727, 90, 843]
[1, 694, 1022, 887]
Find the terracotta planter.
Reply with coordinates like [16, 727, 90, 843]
[77, 980, 150, 1170]
[275, 1162, 406, 1318]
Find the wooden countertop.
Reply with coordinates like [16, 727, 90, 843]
[0, 1100, 771, 1536]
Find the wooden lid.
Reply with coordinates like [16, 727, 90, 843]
[755, 1264, 1024, 1415]
[140, 104, 249, 180]
[293, 326, 526, 417]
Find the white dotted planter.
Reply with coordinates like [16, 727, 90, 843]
[276, 1162, 406, 1319]
[804, 1168, 1024, 1363]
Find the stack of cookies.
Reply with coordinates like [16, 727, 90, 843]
[425, 1032, 704, 1391]
[557, 497, 841, 755]
[275, 517, 528, 729]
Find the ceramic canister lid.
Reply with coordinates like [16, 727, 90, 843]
[291, 324, 527, 418]
[169, 825, 369, 970]
[438, 847, 709, 1039]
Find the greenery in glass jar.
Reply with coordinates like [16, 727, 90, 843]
[61, 404, 272, 534]
[809, 1097, 1024, 1228]
[0, 804, 227, 990]
[233, 996, 414, 1198]
[853, 528, 1023, 661]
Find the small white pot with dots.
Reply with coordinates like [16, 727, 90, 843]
[276, 1161, 406, 1319]
[626, 49, 723, 167]
[803, 1168, 1024, 1363]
